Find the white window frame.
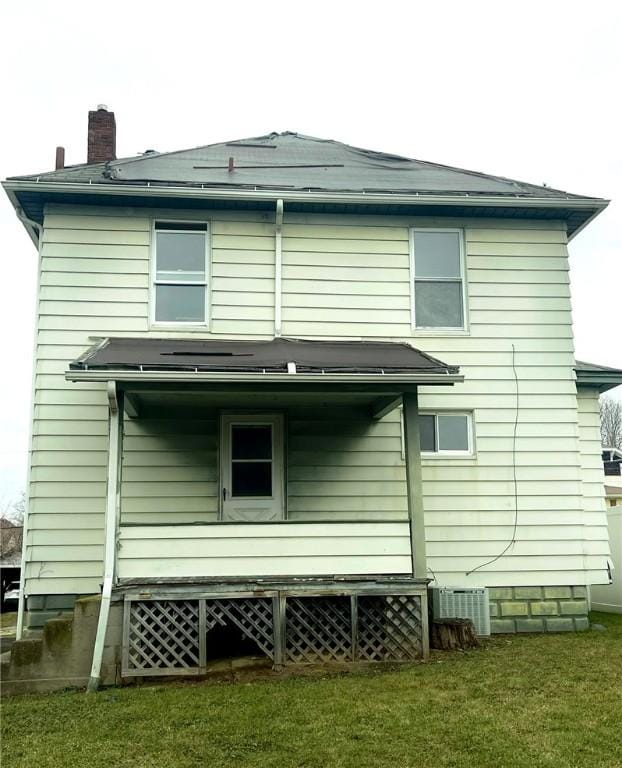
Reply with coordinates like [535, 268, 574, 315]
[409, 227, 468, 333]
[419, 411, 475, 457]
[150, 219, 211, 328]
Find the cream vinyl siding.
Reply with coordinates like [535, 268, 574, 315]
[119, 406, 406, 525]
[27, 207, 277, 595]
[26, 205, 600, 595]
[117, 522, 412, 579]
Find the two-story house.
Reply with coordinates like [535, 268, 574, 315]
[4, 106, 622, 691]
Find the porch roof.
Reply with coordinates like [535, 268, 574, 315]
[67, 336, 462, 386]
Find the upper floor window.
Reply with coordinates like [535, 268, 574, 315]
[411, 229, 466, 330]
[153, 221, 209, 324]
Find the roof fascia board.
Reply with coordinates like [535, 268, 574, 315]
[65, 370, 464, 385]
[3, 179, 608, 213]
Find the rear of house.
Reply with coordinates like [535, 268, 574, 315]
[3, 108, 621, 688]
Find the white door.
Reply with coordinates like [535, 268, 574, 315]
[220, 414, 284, 521]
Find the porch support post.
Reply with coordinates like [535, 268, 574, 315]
[402, 390, 427, 579]
[87, 381, 124, 693]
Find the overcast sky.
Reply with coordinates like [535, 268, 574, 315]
[1, 0, 620, 503]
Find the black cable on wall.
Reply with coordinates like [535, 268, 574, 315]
[466, 343, 520, 576]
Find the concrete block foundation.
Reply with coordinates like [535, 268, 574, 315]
[488, 586, 590, 633]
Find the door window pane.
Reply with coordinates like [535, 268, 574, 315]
[414, 231, 461, 278]
[438, 414, 469, 451]
[232, 425, 272, 460]
[156, 231, 206, 276]
[415, 281, 463, 328]
[419, 414, 436, 452]
[232, 462, 272, 497]
[155, 285, 205, 323]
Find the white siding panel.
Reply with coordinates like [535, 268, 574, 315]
[117, 522, 412, 578]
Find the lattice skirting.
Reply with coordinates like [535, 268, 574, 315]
[122, 592, 425, 677]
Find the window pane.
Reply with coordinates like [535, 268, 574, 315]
[438, 414, 469, 452]
[156, 231, 206, 275]
[414, 231, 461, 278]
[419, 414, 436, 452]
[232, 462, 272, 497]
[155, 284, 205, 323]
[232, 425, 272, 460]
[415, 280, 463, 328]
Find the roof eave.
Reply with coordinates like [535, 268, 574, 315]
[3, 187, 41, 248]
[65, 369, 464, 386]
[3, 178, 608, 210]
[575, 372, 622, 393]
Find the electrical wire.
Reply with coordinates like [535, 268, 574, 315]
[466, 343, 520, 575]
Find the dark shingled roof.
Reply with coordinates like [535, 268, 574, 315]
[9, 132, 599, 200]
[70, 336, 459, 376]
[6, 133, 608, 239]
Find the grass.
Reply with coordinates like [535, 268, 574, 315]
[0, 611, 18, 630]
[2, 612, 622, 768]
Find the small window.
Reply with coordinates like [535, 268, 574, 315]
[153, 222, 208, 324]
[420, 412, 473, 455]
[411, 229, 465, 329]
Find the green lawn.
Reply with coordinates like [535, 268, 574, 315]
[0, 611, 17, 630]
[2, 612, 621, 768]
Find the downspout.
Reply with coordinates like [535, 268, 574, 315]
[14, 208, 42, 640]
[87, 381, 122, 692]
[274, 199, 284, 337]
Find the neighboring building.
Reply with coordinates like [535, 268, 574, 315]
[590, 445, 622, 614]
[602, 447, 622, 482]
[3, 107, 622, 689]
[0, 520, 23, 607]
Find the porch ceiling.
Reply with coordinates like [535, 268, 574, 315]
[117, 386, 409, 419]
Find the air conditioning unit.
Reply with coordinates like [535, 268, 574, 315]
[430, 587, 490, 636]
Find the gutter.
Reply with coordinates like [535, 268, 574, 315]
[3, 180, 608, 242]
[3, 178, 609, 211]
[65, 370, 464, 385]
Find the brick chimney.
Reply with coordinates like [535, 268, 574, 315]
[87, 105, 116, 164]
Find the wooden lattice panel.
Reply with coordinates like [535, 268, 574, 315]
[357, 595, 423, 661]
[122, 589, 425, 676]
[205, 598, 274, 660]
[286, 596, 352, 662]
[126, 599, 201, 672]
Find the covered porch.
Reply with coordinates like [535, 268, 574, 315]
[66, 337, 462, 685]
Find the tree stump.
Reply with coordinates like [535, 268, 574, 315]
[430, 618, 479, 650]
